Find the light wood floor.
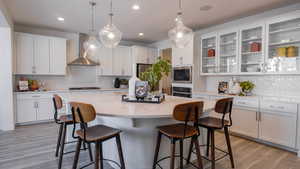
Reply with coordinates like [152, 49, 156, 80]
[0, 123, 299, 169]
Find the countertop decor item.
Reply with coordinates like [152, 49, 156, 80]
[121, 94, 165, 104]
[119, 79, 128, 89]
[239, 81, 255, 96]
[139, 58, 171, 92]
[218, 81, 228, 94]
[135, 81, 149, 100]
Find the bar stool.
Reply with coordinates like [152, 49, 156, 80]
[70, 102, 126, 169]
[52, 95, 93, 169]
[187, 98, 235, 169]
[152, 101, 204, 169]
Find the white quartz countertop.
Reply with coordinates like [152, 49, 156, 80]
[193, 91, 300, 104]
[14, 88, 128, 94]
[66, 92, 216, 119]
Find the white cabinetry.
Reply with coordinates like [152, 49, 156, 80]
[98, 46, 132, 76]
[14, 32, 67, 75]
[172, 35, 194, 66]
[132, 46, 157, 64]
[16, 94, 54, 123]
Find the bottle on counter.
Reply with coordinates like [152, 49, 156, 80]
[128, 65, 140, 99]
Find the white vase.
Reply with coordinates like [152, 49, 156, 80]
[128, 65, 140, 99]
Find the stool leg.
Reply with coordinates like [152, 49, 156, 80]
[186, 137, 194, 165]
[87, 142, 94, 162]
[55, 123, 63, 157]
[206, 128, 211, 157]
[224, 127, 235, 168]
[95, 142, 100, 169]
[193, 136, 203, 169]
[58, 123, 66, 169]
[72, 139, 82, 169]
[153, 132, 162, 169]
[99, 142, 104, 169]
[210, 130, 215, 169]
[179, 139, 184, 169]
[116, 134, 126, 169]
[170, 139, 176, 169]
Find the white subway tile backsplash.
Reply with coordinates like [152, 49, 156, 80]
[206, 75, 300, 97]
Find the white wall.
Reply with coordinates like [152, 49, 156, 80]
[0, 0, 14, 131]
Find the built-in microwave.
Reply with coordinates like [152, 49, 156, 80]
[172, 66, 192, 83]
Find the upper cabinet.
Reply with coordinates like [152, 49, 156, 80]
[200, 10, 300, 75]
[172, 34, 194, 67]
[98, 45, 133, 76]
[14, 32, 67, 75]
[240, 24, 265, 74]
[266, 11, 300, 74]
[132, 46, 157, 64]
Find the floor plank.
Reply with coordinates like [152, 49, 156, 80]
[0, 123, 299, 169]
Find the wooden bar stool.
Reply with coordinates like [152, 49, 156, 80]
[152, 101, 204, 169]
[187, 98, 235, 169]
[70, 102, 126, 169]
[52, 95, 93, 169]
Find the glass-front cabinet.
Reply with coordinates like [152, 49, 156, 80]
[266, 12, 300, 74]
[240, 25, 265, 73]
[201, 34, 217, 74]
[218, 31, 238, 73]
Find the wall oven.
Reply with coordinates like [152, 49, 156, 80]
[172, 86, 192, 98]
[172, 66, 192, 83]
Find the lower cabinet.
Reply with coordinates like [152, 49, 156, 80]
[16, 94, 54, 123]
[259, 111, 297, 148]
[231, 107, 259, 138]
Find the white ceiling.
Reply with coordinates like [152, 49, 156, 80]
[4, 0, 299, 43]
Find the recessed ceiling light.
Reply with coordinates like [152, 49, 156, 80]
[132, 4, 140, 10]
[200, 5, 212, 11]
[57, 17, 65, 22]
[138, 33, 144, 36]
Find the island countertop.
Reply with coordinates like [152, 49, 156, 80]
[66, 92, 216, 119]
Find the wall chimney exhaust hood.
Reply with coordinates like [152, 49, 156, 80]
[68, 33, 100, 66]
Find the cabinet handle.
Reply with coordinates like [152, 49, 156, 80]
[36, 102, 39, 108]
[238, 101, 246, 105]
[256, 111, 258, 121]
[259, 112, 262, 121]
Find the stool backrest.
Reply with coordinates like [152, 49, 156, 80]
[70, 102, 96, 123]
[173, 101, 204, 122]
[52, 94, 63, 123]
[215, 97, 233, 127]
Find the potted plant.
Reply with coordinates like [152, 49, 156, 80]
[239, 81, 255, 96]
[139, 58, 171, 93]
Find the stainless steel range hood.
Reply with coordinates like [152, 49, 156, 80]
[68, 33, 99, 66]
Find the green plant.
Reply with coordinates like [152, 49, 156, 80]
[139, 58, 171, 92]
[240, 81, 255, 92]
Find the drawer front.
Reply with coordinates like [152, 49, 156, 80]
[260, 100, 298, 114]
[16, 93, 52, 100]
[234, 98, 259, 108]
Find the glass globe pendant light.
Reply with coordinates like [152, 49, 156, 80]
[99, 0, 122, 48]
[168, 0, 193, 48]
[84, 1, 101, 51]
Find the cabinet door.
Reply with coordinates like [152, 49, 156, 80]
[134, 46, 148, 63]
[147, 48, 157, 64]
[34, 36, 50, 74]
[112, 47, 123, 75]
[16, 99, 37, 123]
[50, 38, 66, 75]
[121, 46, 133, 76]
[201, 34, 218, 74]
[259, 111, 297, 148]
[15, 33, 35, 74]
[231, 107, 259, 138]
[99, 47, 113, 76]
[172, 47, 183, 66]
[36, 98, 54, 121]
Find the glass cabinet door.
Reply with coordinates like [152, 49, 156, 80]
[267, 17, 300, 73]
[201, 36, 217, 73]
[240, 26, 264, 73]
[218, 32, 238, 73]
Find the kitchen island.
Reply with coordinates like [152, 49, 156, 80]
[66, 92, 216, 169]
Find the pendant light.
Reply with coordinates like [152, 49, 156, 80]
[168, 0, 193, 48]
[84, 1, 101, 50]
[99, 0, 122, 48]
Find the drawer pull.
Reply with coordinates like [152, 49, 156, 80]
[237, 101, 246, 105]
[32, 95, 41, 98]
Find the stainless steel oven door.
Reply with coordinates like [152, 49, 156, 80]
[172, 67, 192, 83]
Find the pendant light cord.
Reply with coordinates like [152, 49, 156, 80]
[89, 1, 96, 34]
[178, 0, 182, 15]
[109, 0, 113, 25]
